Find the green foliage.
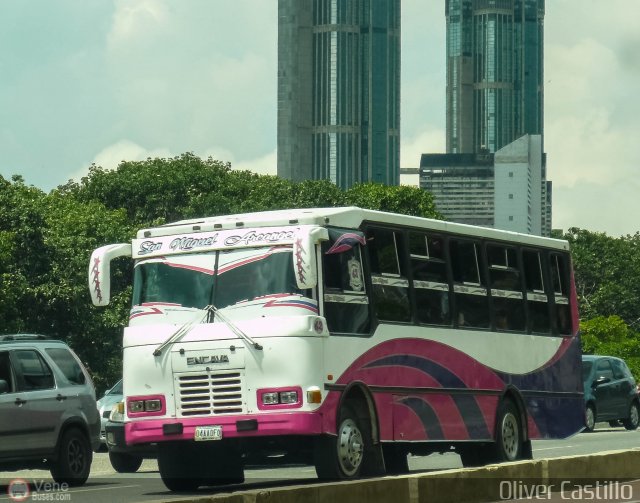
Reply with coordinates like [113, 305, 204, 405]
[345, 183, 443, 219]
[564, 227, 640, 326]
[580, 316, 640, 380]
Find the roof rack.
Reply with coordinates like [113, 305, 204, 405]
[0, 333, 52, 342]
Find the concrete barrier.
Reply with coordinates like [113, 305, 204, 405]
[165, 449, 640, 503]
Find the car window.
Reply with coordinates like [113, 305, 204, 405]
[581, 361, 593, 382]
[0, 351, 15, 393]
[110, 379, 123, 394]
[611, 359, 630, 380]
[595, 359, 614, 380]
[45, 347, 86, 385]
[13, 350, 55, 391]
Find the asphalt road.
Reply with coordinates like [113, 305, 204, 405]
[1, 424, 639, 502]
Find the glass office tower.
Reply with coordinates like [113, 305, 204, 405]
[445, 0, 544, 154]
[278, 0, 400, 189]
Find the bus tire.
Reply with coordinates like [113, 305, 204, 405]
[459, 444, 493, 467]
[203, 446, 245, 486]
[314, 405, 368, 479]
[382, 445, 409, 474]
[50, 427, 92, 486]
[158, 443, 202, 492]
[495, 399, 523, 462]
[108, 451, 143, 473]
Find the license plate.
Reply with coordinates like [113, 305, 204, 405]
[194, 425, 222, 441]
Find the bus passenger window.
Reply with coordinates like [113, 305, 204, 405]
[409, 232, 450, 326]
[450, 239, 489, 329]
[487, 244, 524, 332]
[367, 227, 411, 323]
[523, 250, 550, 334]
[551, 253, 572, 335]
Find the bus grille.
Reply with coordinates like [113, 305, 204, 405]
[176, 372, 245, 416]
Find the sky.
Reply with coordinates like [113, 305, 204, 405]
[1, 1, 639, 236]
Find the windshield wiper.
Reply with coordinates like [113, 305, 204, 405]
[153, 307, 210, 356]
[209, 304, 263, 351]
[153, 305, 263, 356]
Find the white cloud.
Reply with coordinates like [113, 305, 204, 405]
[232, 150, 277, 176]
[108, 0, 170, 49]
[400, 127, 446, 169]
[68, 140, 172, 183]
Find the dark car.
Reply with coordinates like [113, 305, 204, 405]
[582, 354, 640, 432]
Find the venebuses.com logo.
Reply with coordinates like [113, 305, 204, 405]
[6, 478, 71, 501]
[7, 479, 30, 502]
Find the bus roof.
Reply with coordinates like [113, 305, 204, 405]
[137, 207, 569, 251]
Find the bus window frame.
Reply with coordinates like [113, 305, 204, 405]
[363, 225, 412, 327]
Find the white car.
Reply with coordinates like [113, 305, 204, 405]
[96, 379, 122, 449]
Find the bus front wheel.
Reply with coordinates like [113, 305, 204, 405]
[158, 443, 202, 492]
[314, 405, 370, 479]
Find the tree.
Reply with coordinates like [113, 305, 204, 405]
[564, 228, 640, 325]
[580, 316, 640, 379]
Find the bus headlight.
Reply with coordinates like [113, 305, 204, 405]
[257, 387, 303, 409]
[279, 390, 298, 404]
[262, 392, 279, 405]
[127, 395, 165, 416]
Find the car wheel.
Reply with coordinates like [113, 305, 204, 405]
[622, 401, 640, 430]
[109, 451, 143, 473]
[495, 399, 523, 462]
[50, 428, 92, 486]
[584, 403, 596, 432]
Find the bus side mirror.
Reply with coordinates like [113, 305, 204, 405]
[88, 244, 132, 306]
[293, 227, 328, 290]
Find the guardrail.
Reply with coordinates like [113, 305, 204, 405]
[173, 449, 640, 503]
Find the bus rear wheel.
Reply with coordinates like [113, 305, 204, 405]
[314, 405, 370, 479]
[495, 399, 523, 462]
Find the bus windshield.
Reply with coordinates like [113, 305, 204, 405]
[132, 246, 307, 310]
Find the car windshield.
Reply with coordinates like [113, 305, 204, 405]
[582, 361, 593, 382]
[109, 379, 123, 395]
[132, 246, 308, 310]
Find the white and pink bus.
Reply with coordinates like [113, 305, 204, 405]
[89, 207, 583, 490]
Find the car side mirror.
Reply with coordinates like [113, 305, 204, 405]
[0, 379, 9, 394]
[593, 376, 611, 387]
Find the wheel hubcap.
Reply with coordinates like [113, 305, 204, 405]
[337, 418, 364, 476]
[501, 412, 519, 460]
[67, 439, 85, 475]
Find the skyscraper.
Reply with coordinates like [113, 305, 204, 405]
[277, 0, 400, 189]
[445, 0, 544, 154]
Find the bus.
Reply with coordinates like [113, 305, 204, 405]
[89, 207, 584, 490]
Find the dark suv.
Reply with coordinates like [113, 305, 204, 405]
[582, 354, 640, 432]
[0, 334, 100, 485]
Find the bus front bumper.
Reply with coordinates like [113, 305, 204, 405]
[125, 411, 323, 445]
